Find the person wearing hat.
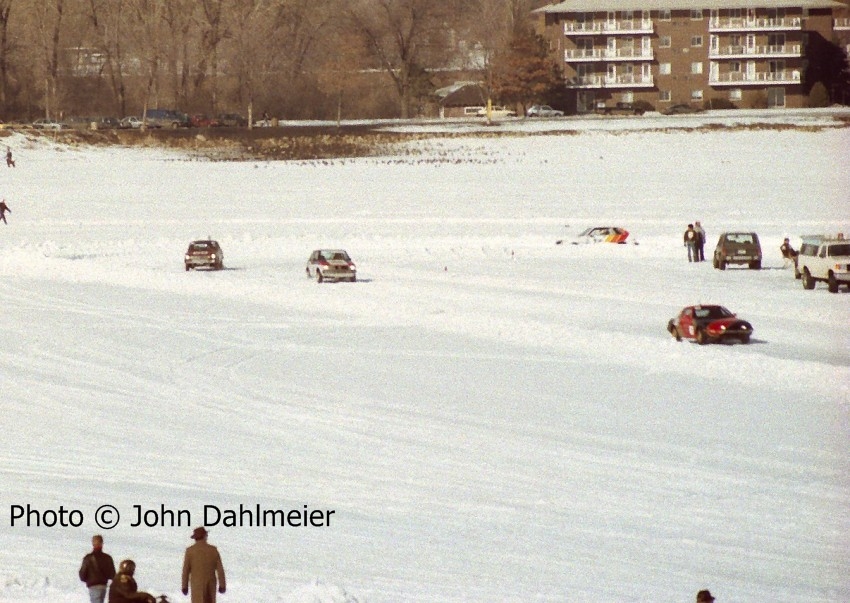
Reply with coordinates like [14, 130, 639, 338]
[181, 527, 226, 603]
[696, 589, 716, 602]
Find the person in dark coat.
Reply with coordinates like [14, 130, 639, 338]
[696, 589, 716, 602]
[79, 535, 117, 603]
[108, 559, 155, 603]
[6, 147, 14, 167]
[780, 237, 798, 268]
[694, 221, 706, 262]
[182, 527, 226, 603]
[683, 224, 698, 262]
[0, 199, 10, 224]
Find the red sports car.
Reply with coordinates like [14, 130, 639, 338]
[667, 305, 753, 345]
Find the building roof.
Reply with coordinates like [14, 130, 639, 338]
[435, 82, 486, 107]
[535, 0, 847, 12]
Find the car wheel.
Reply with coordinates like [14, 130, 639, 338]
[350, 275, 357, 283]
[740, 335, 751, 344]
[185, 264, 190, 271]
[719, 259, 726, 270]
[828, 272, 839, 293]
[696, 328, 708, 345]
[749, 260, 761, 270]
[712, 257, 719, 269]
[317, 270, 323, 283]
[802, 269, 815, 290]
[668, 323, 681, 341]
[305, 267, 311, 278]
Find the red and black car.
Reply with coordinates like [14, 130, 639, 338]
[667, 305, 753, 345]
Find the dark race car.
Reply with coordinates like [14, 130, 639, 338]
[667, 305, 753, 345]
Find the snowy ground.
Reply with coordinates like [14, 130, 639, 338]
[0, 111, 848, 603]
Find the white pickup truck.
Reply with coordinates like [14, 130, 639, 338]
[797, 235, 850, 292]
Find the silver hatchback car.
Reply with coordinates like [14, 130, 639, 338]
[306, 249, 357, 283]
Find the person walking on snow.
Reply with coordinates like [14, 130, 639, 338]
[182, 527, 226, 603]
[6, 147, 14, 167]
[79, 534, 116, 603]
[0, 199, 9, 224]
[694, 221, 706, 262]
[683, 224, 697, 262]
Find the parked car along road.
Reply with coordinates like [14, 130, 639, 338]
[184, 240, 224, 271]
[668, 305, 753, 345]
[713, 232, 762, 270]
[797, 235, 850, 292]
[594, 102, 645, 116]
[217, 113, 248, 127]
[32, 118, 65, 130]
[306, 249, 357, 283]
[526, 105, 564, 118]
[119, 116, 144, 129]
[476, 106, 517, 118]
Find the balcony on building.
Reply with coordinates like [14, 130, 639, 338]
[709, 17, 802, 32]
[566, 73, 655, 88]
[710, 70, 801, 85]
[564, 47, 655, 62]
[564, 19, 653, 35]
[709, 44, 802, 59]
[835, 18, 850, 30]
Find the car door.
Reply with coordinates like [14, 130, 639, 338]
[679, 308, 695, 337]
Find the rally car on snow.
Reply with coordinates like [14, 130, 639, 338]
[559, 226, 632, 245]
[184, 239, 224, 271]
[667, 305, 753, 345]
[306, 249, 357, 283]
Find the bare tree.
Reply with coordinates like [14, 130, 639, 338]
[85, 0, 131, 115]
[348, 0, 449, 118]
[161, 0, 194, 107]
[194, 0, 225, 112]
[31, 0, 65, 118]
[126, 0, 165, 121]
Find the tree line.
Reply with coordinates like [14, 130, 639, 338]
[0, 0, 563, 122]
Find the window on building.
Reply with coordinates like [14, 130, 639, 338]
[691, 89, 704, 100]
[659, 62, 672, 75]
[659, 90, 672, 101]
[767, 87, 786, 107]
[690, 9, 703, 20]
[691, 35, 703, 47]
[658, 9, 671, 21]
[659, 36, 672, 48]
[730, 61, 741, 72]
[691, 62, 704, 74]
[729, 89, 742, 101]
[730, 8, 742, 19]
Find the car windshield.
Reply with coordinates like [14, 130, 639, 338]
[828, 244, 850, 256]
[725, 233, 755, 244]
[694, 306, 732, 319]
[190, 242, 214, 251]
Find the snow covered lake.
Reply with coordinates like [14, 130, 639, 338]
[0, 112, 848, 603]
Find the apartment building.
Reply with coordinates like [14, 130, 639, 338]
[534, 0, 850, 112]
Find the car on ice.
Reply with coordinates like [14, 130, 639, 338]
[667, 305, 753, 345]
[797, 235, 850, 292]
[526, 105, 564, 118]
[569, 226, 631, 245]
[306, 249, 357, 283]
[184, 240, 224, 271]
[712, 232, 762, 270]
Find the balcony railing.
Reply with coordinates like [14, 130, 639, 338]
[835, 18, 850, 30]
[564, 47, 655, 61]
[564, 19, 653, 35]
[710, 70, 801, 85]
[709, 17, 802, 31]
[566, 73, 655, 88]
[709, 44, 802, 58]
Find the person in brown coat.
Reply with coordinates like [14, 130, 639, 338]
[181, 527, 226, 603]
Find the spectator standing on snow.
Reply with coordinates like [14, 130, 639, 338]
[694, 221, 706, 262]
[780, 237, 798, 268]
[182, 527, 226, 603]
[0, 199, 10, 224]
[6, 147, 14, 167]
[683, 224, 698, 262]
[79, 534, 116, 603]
[696, 590, 716, 602]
